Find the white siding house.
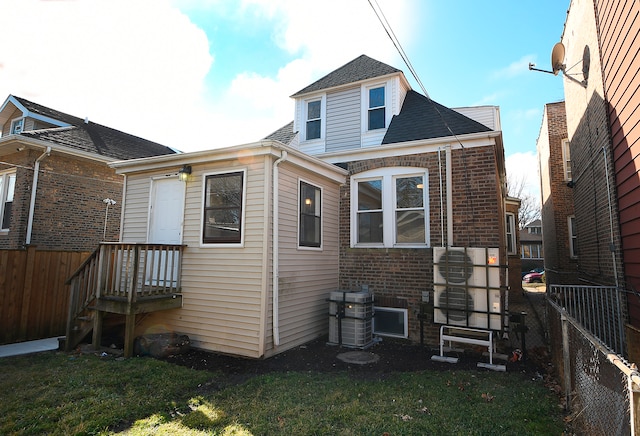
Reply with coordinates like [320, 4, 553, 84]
[111, 141, 346, 358]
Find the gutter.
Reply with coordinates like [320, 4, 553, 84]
[25, 146, 51, 245]
[272, 150, 288, 347]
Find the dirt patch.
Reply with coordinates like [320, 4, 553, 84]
[159, 336, 545, 380]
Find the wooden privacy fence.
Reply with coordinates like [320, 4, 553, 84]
[0, 247, 90, 345]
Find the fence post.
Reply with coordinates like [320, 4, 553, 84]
[561, 313, 572, 411]
[18, 246, 37, 341]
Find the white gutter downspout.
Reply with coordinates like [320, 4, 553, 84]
[272, 150, 288, 347]
[25, 147, 51, 245]
[446, 144, 453, 246]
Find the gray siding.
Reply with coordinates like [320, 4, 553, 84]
[326, 87, 361, 152]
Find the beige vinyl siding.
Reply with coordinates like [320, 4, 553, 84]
[136, 159, 270, 358]
[120, 174, 154, 242]
[263, 161, 340, 356]
[326, 87, 361, 152]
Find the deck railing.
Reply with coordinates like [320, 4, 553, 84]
[65, 243, 185, 351]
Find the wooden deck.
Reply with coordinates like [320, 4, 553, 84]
[65, 243, 186, 356]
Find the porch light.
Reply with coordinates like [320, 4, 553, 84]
[178, 165, 192, 182]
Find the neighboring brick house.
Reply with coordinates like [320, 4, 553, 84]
[537, 101, 577, 284]
[267, 55, 509, 345]
[0, 95, 176, 251]
[519, 219, 544, 272]
[0, 95, 177, 345]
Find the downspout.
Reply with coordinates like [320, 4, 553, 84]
[272, 150, 288, 347]
[446, 144, 453, 246]
[25, 147, 51, 245]
[438, 147, 445, 246]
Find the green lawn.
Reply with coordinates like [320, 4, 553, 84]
[0, 351, 566, 435]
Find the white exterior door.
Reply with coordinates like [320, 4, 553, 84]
[147, 177, 185, 285]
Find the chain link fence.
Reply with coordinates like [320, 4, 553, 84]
[548, 289, 637, 434]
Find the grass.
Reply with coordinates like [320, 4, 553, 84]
[0, 351, 566, 435]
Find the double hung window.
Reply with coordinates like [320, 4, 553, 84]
[506, 213, 516, 254]
[202, 171, 244, 244]
[368, 86, 386, 130]
[306, 100, 321, 140]
[299, 181, 321, 248]
[0, 171, 16, 230]
[352, 167, 428, 248]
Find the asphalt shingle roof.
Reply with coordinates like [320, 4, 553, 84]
[382, 90, 492, 144]
[291, 55, 401, 97]
[12, 96, 176, 160]
[263, 121, 297, 145]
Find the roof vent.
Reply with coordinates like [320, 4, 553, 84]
[84, 117, 89, 124]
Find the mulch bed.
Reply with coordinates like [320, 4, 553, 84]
[159, 336, 548, 380]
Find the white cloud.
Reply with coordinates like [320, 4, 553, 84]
[492, 55, 537, 80]
[505, 151, 540, 205]
[0, 0, 415, 152]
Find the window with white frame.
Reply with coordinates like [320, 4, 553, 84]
[0, 171, 16, 230]
[202, 171, 244, 244]
[299, 181, 321, 248]
[562, 139, 572, 181]
[506, 213, 516, 254]
[568, 215, 578, 258]
[306, 99, 321, 140]
[351, 167, 428, 248]
[10, 118, 24, 134]
[521, 244, 543, 259]
[367, 85, 386, 130]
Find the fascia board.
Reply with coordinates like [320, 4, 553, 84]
[0, 96, 71, 128]
[290, 71, 406, 99]
[110, 140, 348, 183]
[0, 135, 114, 163]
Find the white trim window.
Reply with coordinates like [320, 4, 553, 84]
[299, 180, 322, 248]
[202, 170, 246, 245]
[10, 118, 24, 134]
[568, 215, 578, 258]
[505, 213, 516, 255]
[351, 167, 429, 248]
[0, 170, 16, 231]
[306, 99, 321, 140]
[301, 96, 325, 142]
[367, 85, 386, 130]
[562, 139, 572, 181]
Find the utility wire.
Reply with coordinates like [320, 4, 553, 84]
[367, 0, 430, 99]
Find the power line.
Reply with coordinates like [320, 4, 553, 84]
[367, 0, 430, 99]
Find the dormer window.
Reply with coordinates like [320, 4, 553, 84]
[10, 118, 24, 134]
[306, 100, 321, 140]
[368, 86, 386, 130]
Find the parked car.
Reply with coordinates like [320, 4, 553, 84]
[523, 271, 545, 283]
[521, 268, 544, 279]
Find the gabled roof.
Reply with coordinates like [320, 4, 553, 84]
[1, 95, 176, 160]
[291, 55, 401, 97]
[263, 121, 297, 145]
[382, 90, 492, 144]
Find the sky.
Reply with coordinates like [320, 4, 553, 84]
[0, 0, 570, 202]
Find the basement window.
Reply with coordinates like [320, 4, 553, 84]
[373, 307, 408, 338]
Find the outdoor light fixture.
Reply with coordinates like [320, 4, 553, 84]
[305, 198, 312, 205]
[178, 165, 192, 182]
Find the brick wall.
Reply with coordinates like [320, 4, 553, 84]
[338, 146, 504, 345]
[539, 102, 579, 285]
[0, 149, 122, 251]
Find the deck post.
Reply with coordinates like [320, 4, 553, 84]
[92, 310, 104, 350]
[124, 313, 136, 357]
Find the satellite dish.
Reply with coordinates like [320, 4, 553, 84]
[551, 42, 565, 75]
